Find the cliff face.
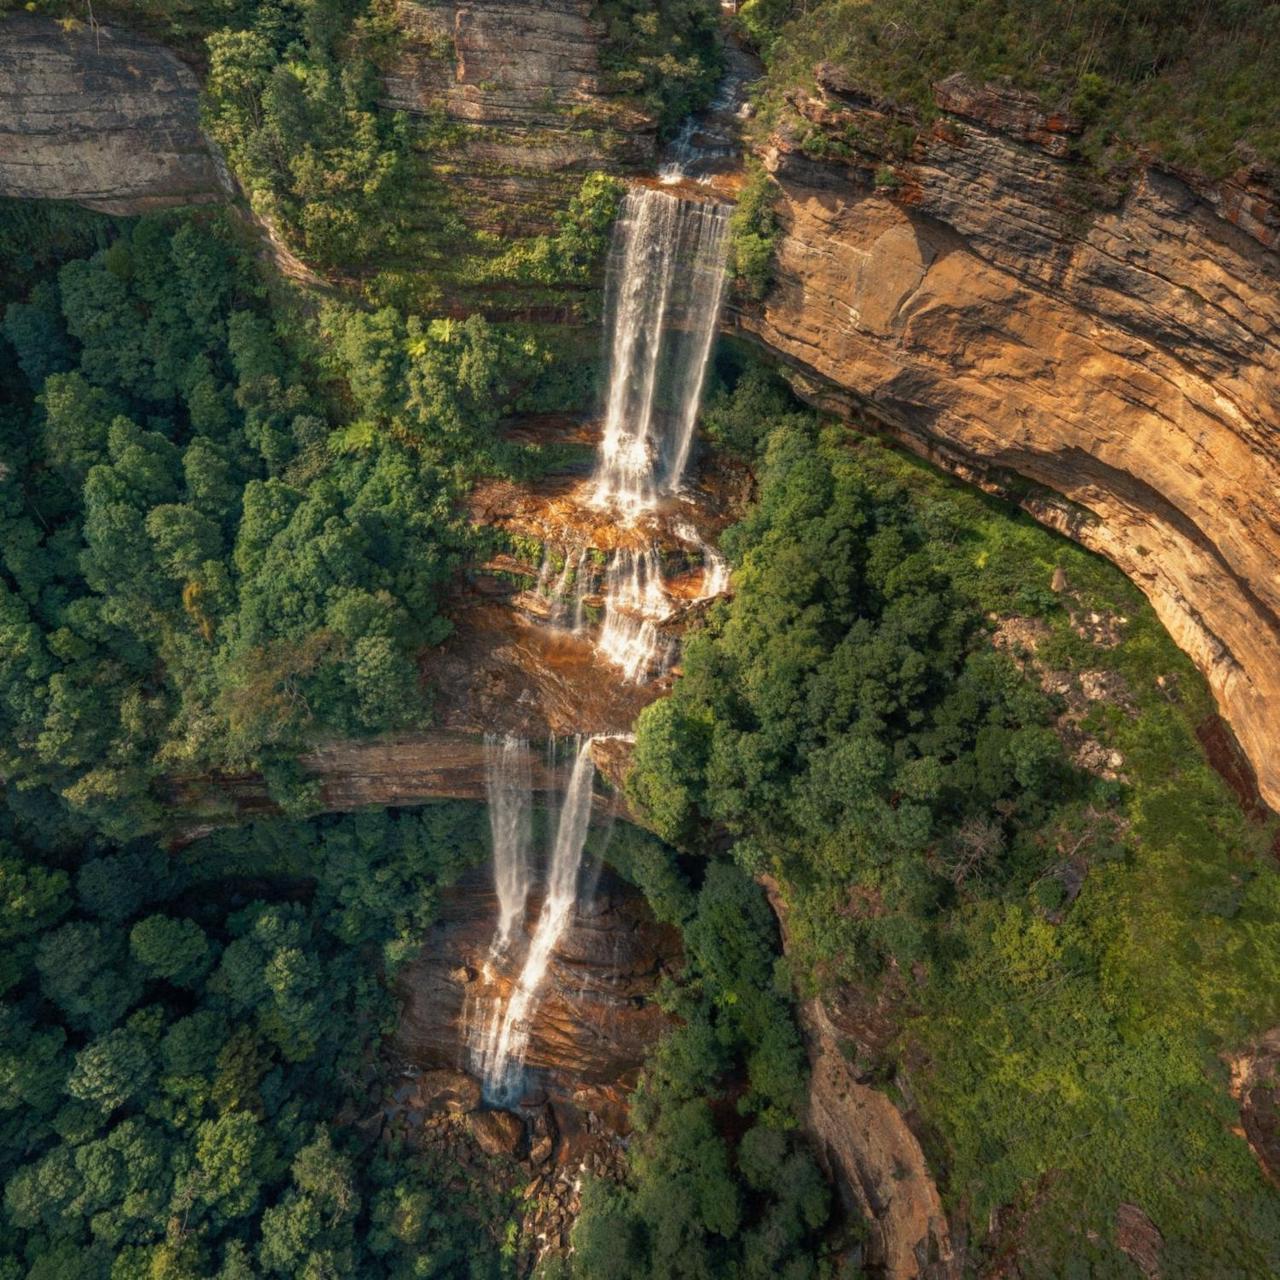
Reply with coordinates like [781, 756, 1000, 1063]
[384, 0, 654, 235]
[0, 15, 226, 213]
[736, 69, 1280, 810]
[391, 863, 679, 1114]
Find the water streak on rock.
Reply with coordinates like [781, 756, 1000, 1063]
[485, 733, 533, 952]
[479, 737, 597, 1103]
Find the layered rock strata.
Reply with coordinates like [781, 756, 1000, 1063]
[384, 0, 655, 234]
[735, 68, 1280, 809]
[167, 731, 630, 834]
[0, 15, 226, 212]
[391, 863, 679, 1119]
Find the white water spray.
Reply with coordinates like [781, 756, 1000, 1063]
[484, 733, 533, 952]
[591, 188, 731, 515]
[478, 737, 597, 1103]
[598, 548, 674, 682]
[672, 519, 732, 600]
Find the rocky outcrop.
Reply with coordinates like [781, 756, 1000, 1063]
[805, 998, 958, 1280]
[761, 877, 958, 1279]
[384, 0, 654, 233]
[735, 70, 1280, 810]
[0, 15, 226, 213]
[390, 863, 679, 1115]
[167, 731, 630, 835]
[1228, 1025, 1280, 1188]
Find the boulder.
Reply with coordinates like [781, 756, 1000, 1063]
[470, 1108, 525, 1159]
[414, 1070, 482, 1116]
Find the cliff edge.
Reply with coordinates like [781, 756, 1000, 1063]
[0, 14, 227, 213]
[735, 69, 1280, 810]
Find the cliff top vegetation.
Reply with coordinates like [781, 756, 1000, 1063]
[743, 0, 1280, 178]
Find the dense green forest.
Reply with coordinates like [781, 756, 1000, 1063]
[627, 360, 1280, 1272]
[3, 0, 1280, 1274]
[0, 796, 535, 1278]
[0, 202, 597, 836]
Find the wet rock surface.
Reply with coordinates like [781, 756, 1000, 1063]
[0, 15, 227, 213]
[390, 861, 679, 1105]
[736, 65, 1280, 813]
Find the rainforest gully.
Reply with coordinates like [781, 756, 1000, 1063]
[1, 1, 1279, 1278]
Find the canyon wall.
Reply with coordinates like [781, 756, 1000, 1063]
[734, 68, 1280, 810]
[384, 0, 655, 235]
[0, 14, 227, 213]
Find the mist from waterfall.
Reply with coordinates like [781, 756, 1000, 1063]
[592, 187, 731, 515]
[484, 733, 533, 952]
[477, 737, 597, 1104]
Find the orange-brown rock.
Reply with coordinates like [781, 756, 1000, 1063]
[390, 863, 680, 1106]
[469, 1107, 526, 1158]
[760, 876, 958, 1279]
[734, 71, 1280, 810]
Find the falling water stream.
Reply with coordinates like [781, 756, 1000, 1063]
[484, 733, 532, 952]
[592, 187, 732, 514]
[475, 738, 597, 1104]
[467, 156, 736, 1101]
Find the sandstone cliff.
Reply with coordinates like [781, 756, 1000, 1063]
[384, 0, 655, 235]
[0, 14, 226, 213]
[734, 68, 1280, 810]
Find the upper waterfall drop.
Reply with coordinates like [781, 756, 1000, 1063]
[591, 186, 732, 517]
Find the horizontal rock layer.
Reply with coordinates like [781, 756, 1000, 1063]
[167, 732, 630, 839]
[735, 73, 1280, 809]
[390, 863, 679, 1104]
[0, 15, 226, 213]
[384, 0, 655, 234]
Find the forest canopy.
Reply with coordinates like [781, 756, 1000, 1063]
[744, 0, 1280, 175]
[0, 203, 581, 836]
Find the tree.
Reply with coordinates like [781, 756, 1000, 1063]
[67, 1027, 156, 1114]
[130, 915, 213, 988]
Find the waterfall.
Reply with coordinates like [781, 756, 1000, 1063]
[584, 184, 731, 681]
[672, 519, 732, 600]
[484, 733, 533, 952]
[478, 737, 597, 1104]
[591, 187, 731, 514]
[598, 547, 674, 683]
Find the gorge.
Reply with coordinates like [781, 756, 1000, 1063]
[2, 2, 1280, 1277]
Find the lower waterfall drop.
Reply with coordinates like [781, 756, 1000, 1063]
[479, 737, 598, 1104]
[484, 732, 532, 952]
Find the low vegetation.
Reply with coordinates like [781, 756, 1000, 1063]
[744, 0, 1280, 178]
